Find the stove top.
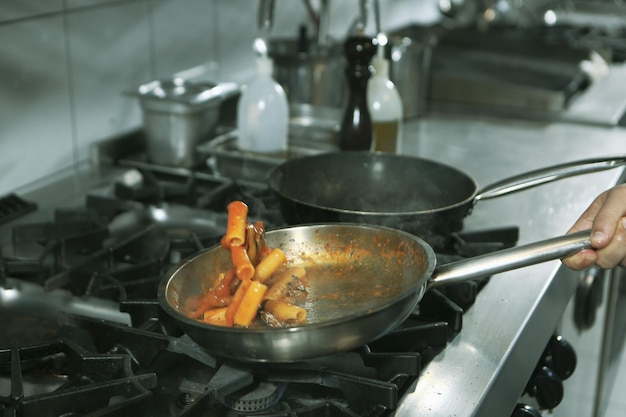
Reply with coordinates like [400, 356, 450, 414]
[0, 162, 518, 417]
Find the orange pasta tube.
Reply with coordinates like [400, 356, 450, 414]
[222, 201, 248, 248]
[234, 281, 268, 327]
[253, 248, 287, 283]
[225, 279, 251, 326]
[187, 270, 235, 317]
[230, 245, 255, 280]
[264, 267, 306, 301]
[201, 307, 229, 326]
[263, 300, 307, 324]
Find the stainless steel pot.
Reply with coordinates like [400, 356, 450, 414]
[269, 38, 346, 108]
[158, 223, 591, 362]
[386, 25, 438, 119]
[127, 79, 239, 168]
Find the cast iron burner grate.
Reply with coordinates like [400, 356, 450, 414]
[0, 193, 37, 225]
[7, 204, 170, 297]
[0, 337, 156, 417]
[0, 261, 468, 417]
[0, 300, 453, 417]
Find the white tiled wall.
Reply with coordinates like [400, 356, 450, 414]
[0, 0, 443, 196]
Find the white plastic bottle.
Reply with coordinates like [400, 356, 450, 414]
[367, 52, 403, 153]
[237, 55, 289, 154]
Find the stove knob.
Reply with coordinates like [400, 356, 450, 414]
[511, 404, 542, 417]
[543, 335, 577, 380]
[527, 366, 563, 410]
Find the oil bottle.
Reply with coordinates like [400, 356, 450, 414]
[367, 38, 403, 153]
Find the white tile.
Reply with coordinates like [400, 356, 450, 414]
[65, 0, 125, 9]
[65, 1, 152, 162]
[0, 16, 74, 196]
[0, 0, 63, 21]
[149, 0, 218, 79]
[214, 0, 267, 83]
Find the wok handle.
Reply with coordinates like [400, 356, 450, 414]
[428, 230, 591, 288]
[475, 156, 626, 201]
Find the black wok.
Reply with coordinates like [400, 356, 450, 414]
[158, 223, 590, 362]
[266, 152, 626, 237]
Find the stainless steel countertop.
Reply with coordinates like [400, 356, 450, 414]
[395, 115, 626, 417]
[431, 63, 626, 127]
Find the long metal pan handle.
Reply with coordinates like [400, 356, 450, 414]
[475, 156, 626, 202]
[428, 230, 591, 288]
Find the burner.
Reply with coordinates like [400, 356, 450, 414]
[222, 382, 285, 413]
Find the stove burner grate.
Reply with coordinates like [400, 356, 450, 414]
[0, 338, 156, 417]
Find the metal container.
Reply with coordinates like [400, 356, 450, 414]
[269, 38, 346, 108]
[130, 78, 239, 168]
[386, 25, 438, 119]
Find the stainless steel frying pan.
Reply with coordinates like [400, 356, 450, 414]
[266, 152, 626, 237]
[158, 223, 590, 362]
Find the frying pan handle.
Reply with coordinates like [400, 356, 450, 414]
[474, 156, 626, 202]
[428, 230, 591, 288]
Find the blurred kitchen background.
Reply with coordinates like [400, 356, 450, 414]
[6, 0, 626, 197]
[0, 0, 430, 196]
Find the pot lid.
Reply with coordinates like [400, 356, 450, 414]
[129, 78, 239, 106]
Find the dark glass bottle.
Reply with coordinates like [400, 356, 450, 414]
[339, 36, 376, 151]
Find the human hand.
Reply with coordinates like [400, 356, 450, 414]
[562, 183, 626, 270]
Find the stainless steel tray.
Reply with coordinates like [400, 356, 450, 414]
[197, 104, 340, 182]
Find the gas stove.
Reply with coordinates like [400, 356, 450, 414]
[0, 154, 523, 417]
[12, 111, 619, 417]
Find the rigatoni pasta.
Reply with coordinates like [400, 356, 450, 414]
[230, 244, 255, 280]
[222, 200, 248, 248]
[201, 307, 228, 326]
[234, 280, 268, 326]
[263, 300, 307, 324]
[264, 267, 306, 301]
[253, 248, 287, 283]
[186, 200, 309, 328]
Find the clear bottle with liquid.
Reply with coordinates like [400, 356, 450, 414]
[367, 53, 403, 153]
[237, 55, 289, 154]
